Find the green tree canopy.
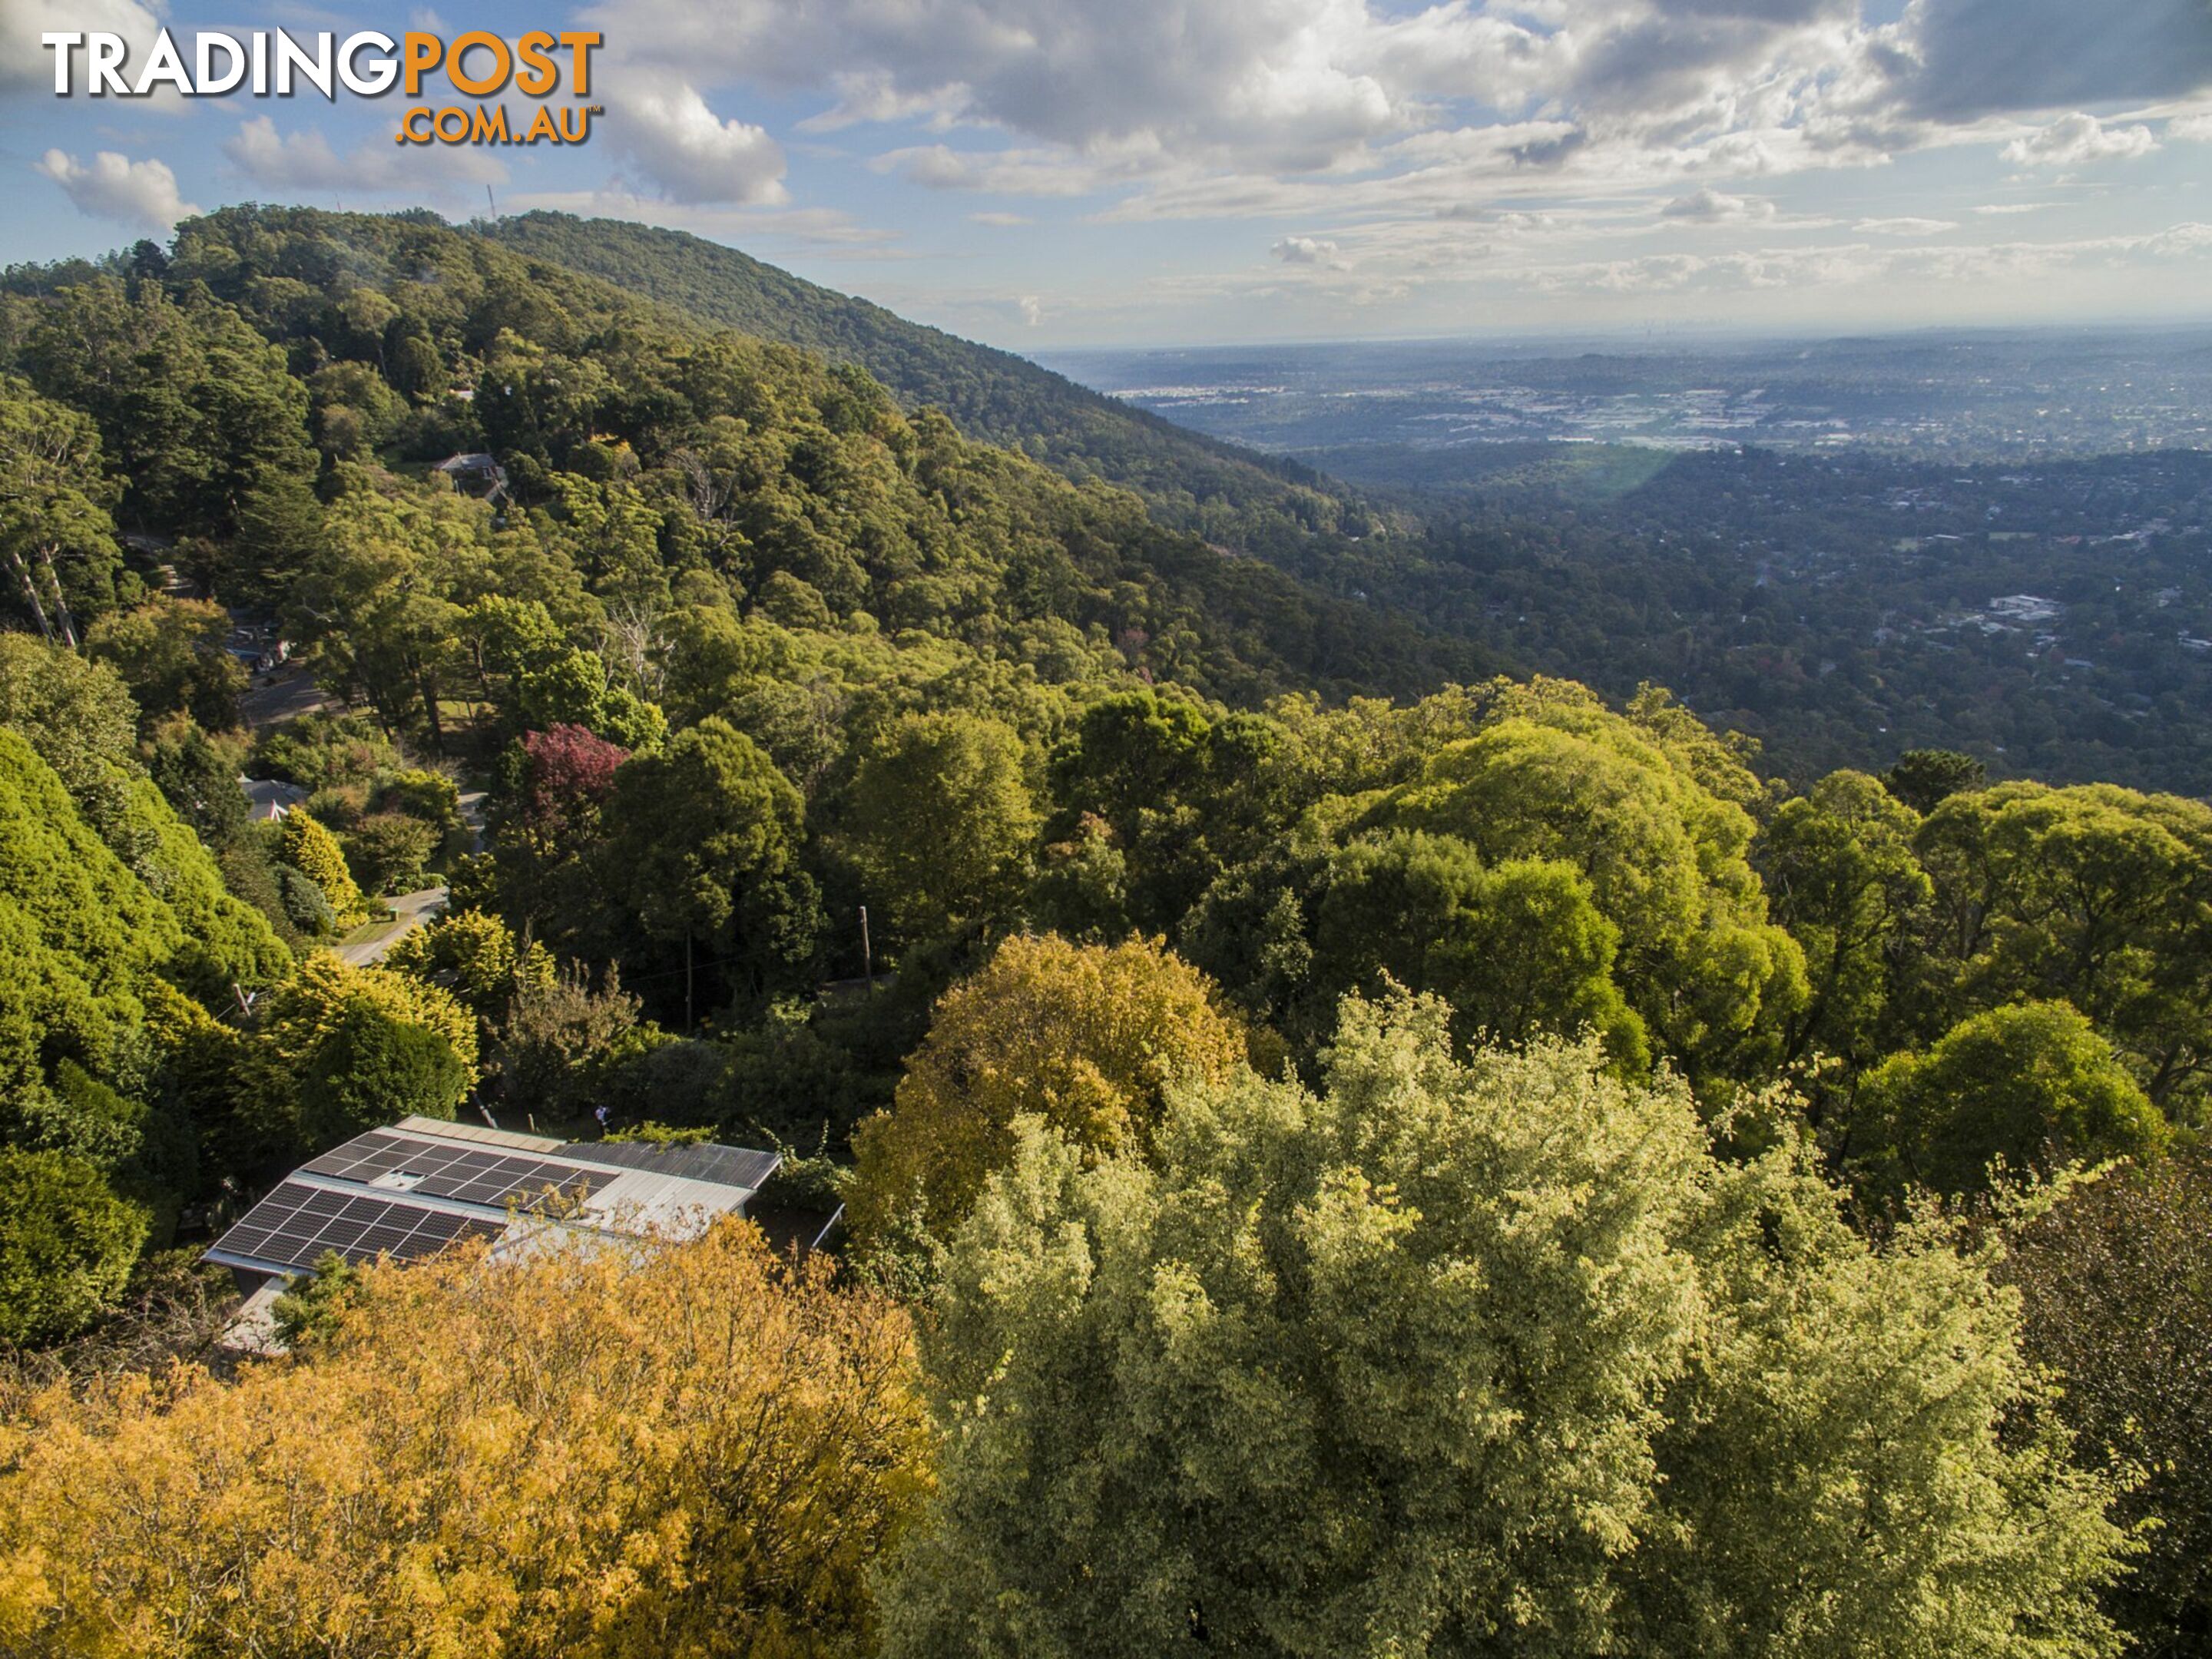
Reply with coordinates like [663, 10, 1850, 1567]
[277, 810, 370, 930]
[1758, 769, 1932, 1065]
[1846, 1001, 2168, 1200]
[0, 637, 287, 995]
[2002, 1153, 2212, 1657]
[243, 954, 478, 1158]
[1883, 748, 1987, 814]
[84, 596, 245, 731]
[299, 1000, 472, 1146]
[1915, 781, 2212, 1112]
[604, 718, 804, 945]
[1363, 680, 1806, 1085]
[22, 276, 315, 543]
[1301, 830, 1645, 1065]
[0, 1146, 149, 1348]
[596, 717, 815, 1005]
[843, 710, 1039, 949]
[882, 994, 2125, 1659]
[0, 373, 124, 645]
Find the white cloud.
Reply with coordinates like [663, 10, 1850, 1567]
[18, 0, 2203, 336]
[796, 71, 969, 133]
[612, 78, 790, 205]
[2001, 111, 2158, 168]
[0, 0, 162, 95]
[1272, 234, 1345, 267]
[35, 149, 197, 230]
[1661, 188, 1779, 223]
[584, 0, 1412, 175]
[872, 144, 1110, 196]
[1017, 294, 1044, 325]
[568, 0, 2212, 243]
[225, 116, 505, 192]
[969, 210, 1032, 225]
[1855, 216, 1958, 234]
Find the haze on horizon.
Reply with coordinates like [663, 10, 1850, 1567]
[3, 0, 2211, 350]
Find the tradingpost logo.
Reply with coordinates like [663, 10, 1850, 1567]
[41, 29, 605, 147]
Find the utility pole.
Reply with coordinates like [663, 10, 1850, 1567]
[859, 905, 873, 991]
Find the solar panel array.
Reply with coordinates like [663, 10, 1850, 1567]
[210, 1126, 783, 1281]
[213, 1180, 505, 1273]
[562, 1138, 780, 1191]
[303, 1128, 596, 1207]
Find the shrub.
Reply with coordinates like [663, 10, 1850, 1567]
[276, 811, 369, 927]
[342, 812, 438, 896]
[0, 1147, 150, 1347]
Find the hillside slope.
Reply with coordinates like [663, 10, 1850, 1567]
[477, 213, 1363, 538]
[1, 204, 1492, 704]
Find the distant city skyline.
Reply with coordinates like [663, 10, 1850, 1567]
[5, 0, 2212, 349]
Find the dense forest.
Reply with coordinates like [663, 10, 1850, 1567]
[0, 206, 2208, 1658]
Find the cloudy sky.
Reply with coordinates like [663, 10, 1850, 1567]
[4, 0, 2211, 346]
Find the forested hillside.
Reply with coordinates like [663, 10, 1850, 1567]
[479, 211, 1365, 540]
[0, 207, 2207, 1659]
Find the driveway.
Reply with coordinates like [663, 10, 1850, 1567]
[336, 886, 448, 966]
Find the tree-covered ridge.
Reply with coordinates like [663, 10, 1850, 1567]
[477, 210, 1361, 537]
[0, 205, 1485, 707]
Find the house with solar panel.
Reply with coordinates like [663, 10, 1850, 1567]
[207, 1117, 834, 1330]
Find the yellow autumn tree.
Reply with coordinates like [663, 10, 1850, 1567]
[385, 906, 556, 1035]
[243, 952, 481, 1151]
[277, 809, 371, 929]
[846, 933, 1252, 1253]
[0, 1219, 930, 1659]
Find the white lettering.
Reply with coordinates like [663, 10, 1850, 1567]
[196, 32, 247, 95]
[337, 31, 397, 96]
[274, 31, 333, 97]
[87, 33, 128, 96]
[41, 32, 83, 95]
[132, 28, 191, 95]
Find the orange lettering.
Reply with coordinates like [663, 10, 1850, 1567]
[401, 31, 442, 98]
[514, 31, 558, 96]
[445, 31, 510, 96]
[559, 31, 601, 96]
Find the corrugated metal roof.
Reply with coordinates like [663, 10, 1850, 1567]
[394, 1114, 563, 1153]
[558, 1138, 782, 1191]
